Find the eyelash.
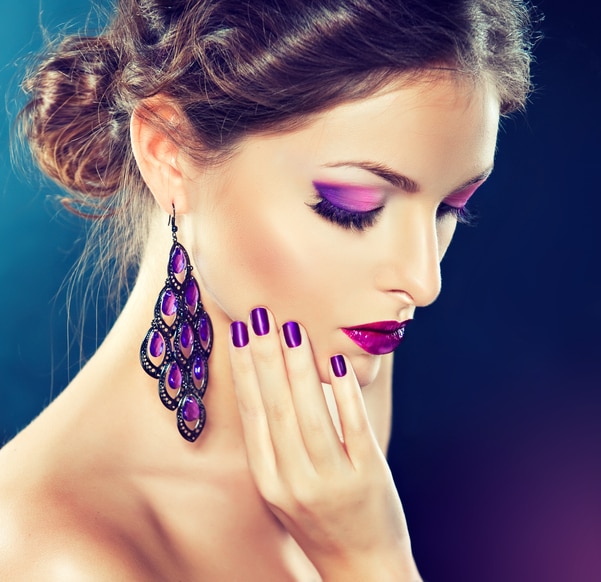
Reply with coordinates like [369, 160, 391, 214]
[436, 203, 476, 226]
[308, 197, 384, 231]
[309, 193, 477, 231]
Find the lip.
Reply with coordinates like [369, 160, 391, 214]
[341, 320, 411, 355]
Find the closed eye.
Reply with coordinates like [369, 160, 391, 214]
[436, 202, 476, 225]
[308, 196, 384, 231]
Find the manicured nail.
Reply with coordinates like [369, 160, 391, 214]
[230, 321, 249, 348]
[251, 307, 270, 336]
[330, 355, 347, 378]
[282, 321, 302, 348]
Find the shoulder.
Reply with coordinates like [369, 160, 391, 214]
[0, 438, 157, 581]
[0, 478, 155, 582]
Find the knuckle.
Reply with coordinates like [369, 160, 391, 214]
[238, 399, 264, 419]
[304, 415, 325, 434]
[258, 480, 288, 509]
[284, 353, 312, 379]
[250, 337, 281, 364]
[231, 353, 256, 377]
[264, 401, 291, 422]
[288, 477, 328, 513]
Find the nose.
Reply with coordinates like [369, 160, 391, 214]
[377, 209, 442, 308]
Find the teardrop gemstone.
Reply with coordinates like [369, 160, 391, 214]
[184, 278, 200, 313]
[167, 362, 182, 390]
[149, 331, 165, 358]
[198, 312, 213, 352]
[171, 244, 187, 275]
[192, 355, 206, 389]
[182, 395, 201, 423]
[180, 322, 193, 350]
[161, 288, 178, 317]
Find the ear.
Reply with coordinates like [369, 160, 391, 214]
[130, 99, 190, 215]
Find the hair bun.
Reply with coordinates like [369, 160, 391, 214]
[20, 35, 129, 199]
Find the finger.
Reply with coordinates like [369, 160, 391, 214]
[228, 320, 276, 480]
[247, 307, 313, 475]
[328, 354, 381, 468]
[280, 321, 346, 471]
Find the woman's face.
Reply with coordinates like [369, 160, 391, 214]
[182, 73, 500, 386]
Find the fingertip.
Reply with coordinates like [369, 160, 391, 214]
[231, 321, 249, 348]
[250, 306, 270, 336]
[282, 321, 302, 348]
[330, 354, 347, 378]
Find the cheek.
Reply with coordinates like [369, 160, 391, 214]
[192, 195, 337, 323]
[438, 219, 457, 260]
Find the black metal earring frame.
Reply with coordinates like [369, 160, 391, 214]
[140, 207, 213, 442]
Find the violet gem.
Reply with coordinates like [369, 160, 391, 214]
[161, 288, 178, 317]
[184, 278, 200, 310]
[182, 395, 200, 422]
[149, 331, 165, 358]
[198, 313, 212, 350]
[171, 245, 187, 274]
[192, 355, 205, 386]
[180, 322, 193, 350]
[167, 362, 182, 390]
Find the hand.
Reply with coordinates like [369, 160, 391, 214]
[228, 307, 421, 582]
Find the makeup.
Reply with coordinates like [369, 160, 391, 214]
[436, 180, 485, 224]
[312, 181, 385, 212]
[310, 181, 385, 230]
[230, 321, 249, 348]
[330, 355, 347, 378]
[283, 321, 302, 348]
[342, 320, 410, 355]
[443, 180, 484, 209]
[251, 307, 270, 336]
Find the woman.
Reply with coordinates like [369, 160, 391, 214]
[0, 0, 534, 579]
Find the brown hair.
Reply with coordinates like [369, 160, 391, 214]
[16, 0, 537, 299]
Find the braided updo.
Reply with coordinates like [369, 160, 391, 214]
[17, 0, 536, 292]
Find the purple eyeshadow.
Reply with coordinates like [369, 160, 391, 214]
[443, 180, 484, 209]
[313, 181, 384, 212]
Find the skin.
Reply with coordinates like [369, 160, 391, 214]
[0, 72, 499, 581]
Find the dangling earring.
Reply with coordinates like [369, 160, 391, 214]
[140, 206, 213, 442]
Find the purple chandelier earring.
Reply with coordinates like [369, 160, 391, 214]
[140, 206, 213, 442]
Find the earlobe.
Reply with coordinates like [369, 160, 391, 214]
[130, 100, 189, 215]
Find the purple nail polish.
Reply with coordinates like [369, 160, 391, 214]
[231, 321, 249, 348]
[251, 307, 270, 336]
[283, 321, 302, 348]
[330, 355, 347, 378]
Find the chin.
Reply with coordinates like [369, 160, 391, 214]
[352, 354, 382, 388]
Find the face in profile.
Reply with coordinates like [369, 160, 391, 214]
[181, 72, 500, 386]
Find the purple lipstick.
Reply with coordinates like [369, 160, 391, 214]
[342, 320, 410, 355]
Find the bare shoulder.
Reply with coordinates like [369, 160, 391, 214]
[0, 476, 154, 581]
[0, 436, 158, 581]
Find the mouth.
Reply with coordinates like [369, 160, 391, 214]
[341, 320, 411, 355]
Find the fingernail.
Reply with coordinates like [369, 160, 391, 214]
[251, 307, 270, 336]
[230, 321, 249, 347]
[330, 355, 347, 378]
[282, 321, 302, 348]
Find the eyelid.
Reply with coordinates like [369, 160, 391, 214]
[312, 181, 386, 213]
[443, 180, 485, 209]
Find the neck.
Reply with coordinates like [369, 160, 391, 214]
[69, 213, 248, 476]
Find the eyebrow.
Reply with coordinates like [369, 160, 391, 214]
[323, 161, 494, 194]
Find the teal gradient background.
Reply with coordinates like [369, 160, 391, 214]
[1, 2, 600, 581]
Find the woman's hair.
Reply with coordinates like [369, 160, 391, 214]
[16, 0, 536, 299]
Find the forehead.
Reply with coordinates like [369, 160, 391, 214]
[225, 73, 500, 190]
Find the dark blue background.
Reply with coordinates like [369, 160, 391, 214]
[1, 1, 599, 581]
